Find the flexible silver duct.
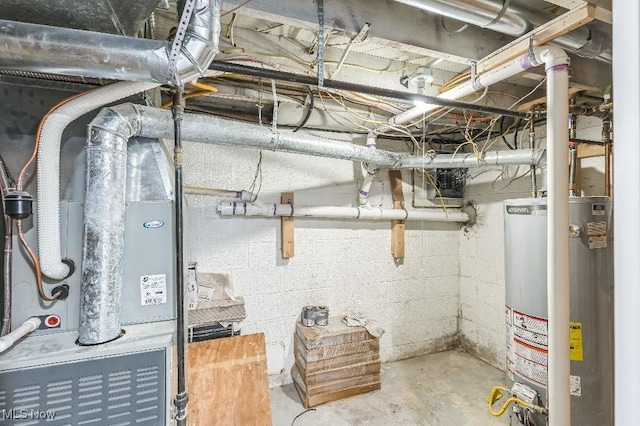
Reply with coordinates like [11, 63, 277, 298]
[78, 111, 130, 345]
[71, 0, 221, 345]
[392, 0, 611, 61]
[0, 0, 221, 85]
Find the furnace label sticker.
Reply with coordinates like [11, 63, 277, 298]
[587, 221, 607, 249]
[569, 322, 584, 362]
[140, 274, 167, 306]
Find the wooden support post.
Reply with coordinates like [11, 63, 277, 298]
[389, 170, 405, 259]
[281, 192, 295, 259]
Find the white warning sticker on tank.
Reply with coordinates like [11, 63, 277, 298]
[570, 375, 581, 397]
[513, 310, 548, 350]
[506, 306, 516, 381]
[515, 338, 548, 366]
[587, 221, 607, 249]
[516, 355, 548, 389]
[140, 274, 167, 306]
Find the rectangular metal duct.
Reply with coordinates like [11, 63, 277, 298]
[0, 0, 162, 36]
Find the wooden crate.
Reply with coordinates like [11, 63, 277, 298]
[292, 319, 381, 408]
[292, 364, 381, 408]
[295, 321, 374, 350]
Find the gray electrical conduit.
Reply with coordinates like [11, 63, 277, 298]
[36, 0, 221, 281]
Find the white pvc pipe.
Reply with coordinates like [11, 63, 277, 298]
[217, 202, 469, 222]
[358, 133, 378, 207]
[543, 52, 571, 426]
[390, 50, 543, 126]
[37, 81, 160, 280]
[183, 186, 256, 200]
[0, 317, 40, 354]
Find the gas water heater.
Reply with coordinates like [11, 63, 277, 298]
[504, 197, 613, 425]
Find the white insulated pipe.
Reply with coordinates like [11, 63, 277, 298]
[37, 81, 160, 280]
[358, 133, 378, 208]
[0, 317, 40, 354]
[183, 187, 256, 200]
[544, 57, 571, 425]
[36, 0, 221, 281]
[218, 201, 469, 222]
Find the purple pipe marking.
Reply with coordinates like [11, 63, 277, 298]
[232, 202, 237, 215]
[359, 189, 369, 196]
[243, 202, 247, 215]
[520, 53, 534, 70]
[236, 191, 242, 198]
[548, 64, 569, 72]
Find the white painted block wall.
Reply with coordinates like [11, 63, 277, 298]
[183, 132, 461, 387]
[459, 116, 608, 370]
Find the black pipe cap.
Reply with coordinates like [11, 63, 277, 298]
[5, 190, 33, 220]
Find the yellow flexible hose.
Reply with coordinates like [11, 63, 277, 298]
[487, 385, 531, 417]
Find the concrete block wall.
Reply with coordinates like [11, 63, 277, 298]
[183, 132, 461, 387]
[459, 116, 608, 370]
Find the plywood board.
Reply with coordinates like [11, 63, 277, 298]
[188, 333, 272, 426]
[280, 192, 295, 258]
[294, 334, 380, 363]
[295, 320, 373, 350]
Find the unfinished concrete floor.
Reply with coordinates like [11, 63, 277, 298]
[271, 349, 508, 426]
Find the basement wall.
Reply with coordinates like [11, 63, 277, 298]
[183, 132, 462, 387]
[459, 116, 608, 370]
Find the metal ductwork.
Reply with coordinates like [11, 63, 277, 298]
[0, 0, 221, 85]
[78, 100, 544, 344]
[392, 0, 611, 61]
[87, 103, 545, 170]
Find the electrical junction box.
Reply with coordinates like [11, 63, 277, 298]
[412, 168, 466, 208]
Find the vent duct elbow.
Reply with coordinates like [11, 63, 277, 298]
[0, 0, 221, 84]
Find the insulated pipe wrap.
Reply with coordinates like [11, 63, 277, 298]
[37, 81, 160, 280]
[136, 106, 404, 167]
[79, 124, 130, 345]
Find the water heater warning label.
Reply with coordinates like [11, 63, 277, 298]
[507, 307, 549, 389]
[569, 322, 584, 361]
[140, 274, 167, 306]
[587, 221, 607, 249]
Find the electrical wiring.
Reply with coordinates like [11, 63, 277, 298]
[190, 80, 218, 93]
[293, 86, 314, 132]
[221, 0, 253, 17]
[16, 220, 60, 302]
